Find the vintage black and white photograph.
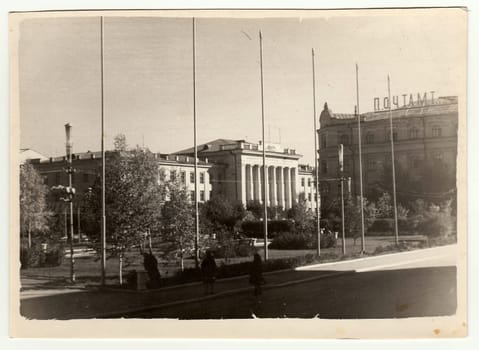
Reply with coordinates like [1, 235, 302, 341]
[10, 8, 467, 338]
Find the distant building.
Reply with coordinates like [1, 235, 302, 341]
[317, 96, 458, 204]
[27, 151, 213, 205]
[25, 139, 317, 211]
[19, 148, 47, 164]
[175, 139, 317, 210]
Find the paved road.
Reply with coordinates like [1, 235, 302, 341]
[20, 245, 458, 320]
[124, 245, 457, 319]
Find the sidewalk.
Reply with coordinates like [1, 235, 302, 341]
[20, 267, 353, 319]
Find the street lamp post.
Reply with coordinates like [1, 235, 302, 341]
[65, 123, 75, 283]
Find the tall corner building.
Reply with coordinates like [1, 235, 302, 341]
[317, 95, 458, 204]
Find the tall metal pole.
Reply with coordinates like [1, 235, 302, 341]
[356, 63, 366, 254]
[339, 144, 346, 255]
[64, 206, 67, 240]
[65, 123, 75, 283]
[193, 18, 200, 269]
[387, 75, 399, 245]
[312, 49, 321, 257]
[77, 206, 81, 242]
[259, 30, 268, 261]
[100, 16, 107, 285]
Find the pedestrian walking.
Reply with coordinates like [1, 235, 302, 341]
[249, 252, 264, 296]
[143, 248, 161, 289]
[201, 250, 217, 295]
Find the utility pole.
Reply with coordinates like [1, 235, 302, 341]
[387, 75, 400, 245]
[259, 30, 268, 261]
[77, 205, 81, 243]
[65, 123, 75, 283]
[312, 48, 321, 257]
[193, 17, 200, 269]
[339, 144, 346, 255]
[100, 16, 107, 285]
[356, 63, 366, 254]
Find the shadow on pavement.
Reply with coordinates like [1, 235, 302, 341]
[19, 266, 456, 320]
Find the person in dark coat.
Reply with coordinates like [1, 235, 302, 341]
[201, 251, 217, 295]
[249, 252, 264, 296]
[143, 249, 161, 289]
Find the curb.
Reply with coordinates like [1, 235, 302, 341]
[91, 266, 301, 294]
[93, 270, 354, 319]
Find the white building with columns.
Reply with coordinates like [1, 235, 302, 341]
[175, 139, 317, 211]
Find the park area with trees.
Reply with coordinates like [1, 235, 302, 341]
[19, 135, 457, 289]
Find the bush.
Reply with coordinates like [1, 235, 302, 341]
[269, 232, 312, 249]
[43, 245, 65, 267]
[417, 216, 449, 238]
[210, 242, 256, 259]
[320, 233, 337, 249]
[241, 220, 293, 238]
[368, 219, 393, 233]
[269, 232, 337, 250]
[20, 244, 64, 269]
[372, 242, 411, 255]
[20, 246, 43, 269]
[234, 243, 256, 257]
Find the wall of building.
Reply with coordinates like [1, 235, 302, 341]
[317, 98, 458, 204]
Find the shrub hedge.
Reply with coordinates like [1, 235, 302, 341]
[158, 251, 342, 287]
[269, 232, 337, 250]
[20, 244, 65, 269]
[368, 218, 416, 234]
[241, 220, 293, 238]
[210, 242, 256, 259]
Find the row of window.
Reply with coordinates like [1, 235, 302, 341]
[321, 125, 444, 148]
[320, 153, 447, 174]
[44, 172, 91, 186]
[189, 190, 211, 202]
[169, 170, 209, 185]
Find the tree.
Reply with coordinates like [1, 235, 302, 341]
[20, 162, 51, 248]
[324, 195, 377, 245]
[376, 192, 408, 219]
[370, 158, 456, 207]
[201, 195, 246, 229]
[83, 137, 163, 283]
[160, 179, 195, 271]
[113, 134, 128, 152]
[344, 196, 377, 245]
[246, 201, 263, 219]
[287, 198, 315, 234]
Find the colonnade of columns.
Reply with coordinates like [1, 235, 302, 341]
[243, 164, 297, 209]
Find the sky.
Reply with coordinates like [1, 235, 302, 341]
[17, 9, 467, 164]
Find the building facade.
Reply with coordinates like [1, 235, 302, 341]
[175, 139, 317, 210]
[317, 96, 458, 204]
[27, 139, 317, 211]
[29, 151, 213, 205]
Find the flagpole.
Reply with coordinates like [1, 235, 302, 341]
[312, 49, 321, 257]
[259, 30, 268, 261]
[387, 75, 399, 245]
[356, 63, 366, 254]
[193, 18, 200, 269]
[100, 16, 107, 286]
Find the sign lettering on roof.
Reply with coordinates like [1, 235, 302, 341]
[373, 91, 435, 112]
